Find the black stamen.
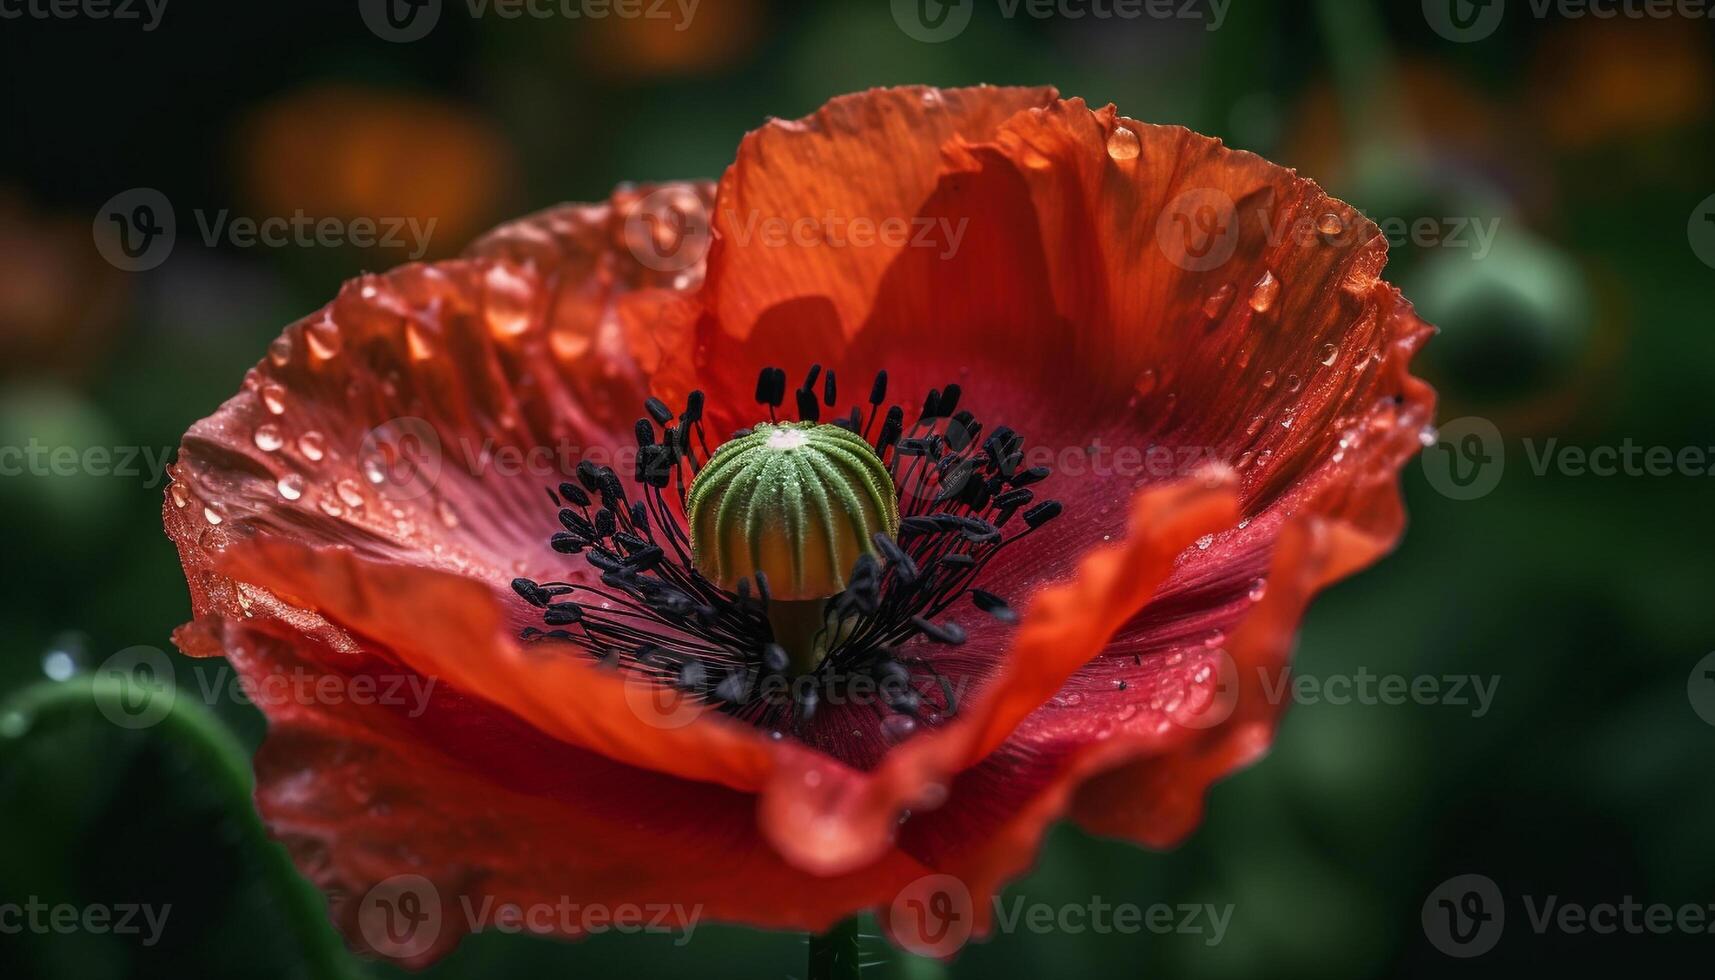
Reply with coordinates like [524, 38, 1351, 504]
[796, 387, 821, 423]
[869, 370, 888, 406]
[518, 367, 1061, 747]
[971, 589, 1018, 623]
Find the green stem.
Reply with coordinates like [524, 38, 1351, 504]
[0, 676, 361, 980]
[808, 916, 862, 980]
[768, 597, 835, 675]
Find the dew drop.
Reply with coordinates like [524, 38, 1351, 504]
[1195, 533, 1214, 550]
[1284, 373, 1303, 393]
[253, 423, 284, 452]
[268, 336, 293, 367]
[1245, 415, 1265, 437]
[260, 383, 287, 415]
[1260, 370, 1278, 390]
[405, 321, 437, 361]
[1134, 367, 1159, 399]
[361, 454, 388, 485]
[484, 265, 533, 339]
[550, 327, 593, 361]
[1320, 343, 1338, 366]
[336, 479, 366, 509]
[436, 499, 460, 529]
[318, 494, 344, 517]
[306, 318, 342, 360]
[1248, 271, 1279, 313]
[1106, 125, 1141, 161]
[1316, 212, 1345, 236]
[298, 431, 326, 462]
[1419, 425, 1439, 447]
[277, 473, 304, 501]
[203, 506, 223, 525]
[169, 483, 189, 509]
[1203, 283, 1235, 319]
[1249, 578, 1268, 601]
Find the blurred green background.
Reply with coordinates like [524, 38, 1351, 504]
[2, 0, 1713, 976]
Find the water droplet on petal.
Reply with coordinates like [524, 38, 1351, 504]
[1249, 271, 1279, 313]
[1249, 578, 1267, 601]
[267, 337, 293, 367]
[260, 383, 287, 415]
[1195, 533, 1214, 550]
[169, 483, 189, 508]
[336, 479, 365, 509]
[277, 473, 304, 501]
[318, 494, 344, 517]
[484, 265, 534, 339]
[1260, 370, 1277, 389]
[405, 321, 436, 361]
[298, 431, 326, 462]
[550, 326, 593, 361]
[306, 322, 341, 361]
[203, 506, 223, 525]
[253, 424, 283, 452]
[1106, 125, 1141, 161]
[1419, 425, 1439, 447]
[1320, 343, 1338, 366]
[1317, 212, 1344, 236]
[1284, 373, 1302, 393]
[1134, 367, 1159, 398]
[1204, 283, 1235, 319]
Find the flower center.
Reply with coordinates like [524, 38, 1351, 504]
[512, 363, 1064, 744]
[686, 421, 899, 673]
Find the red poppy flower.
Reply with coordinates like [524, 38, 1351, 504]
[164, 85, 1434, 965]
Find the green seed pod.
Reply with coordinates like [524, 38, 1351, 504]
[687, 422, 899, 600]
